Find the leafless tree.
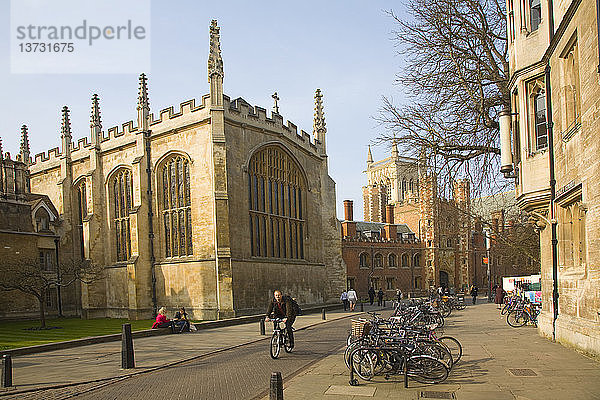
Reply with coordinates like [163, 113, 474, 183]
[378, 0, 510, 197]
[0, 257, 103, 328]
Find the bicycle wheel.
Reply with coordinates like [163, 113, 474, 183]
[440, 303, 452, 318]
[270, 332, 281, 359]
[507, 311, 528, 327]
[406, 355, 449, 384]
[350, 348, 375, 381]
[439, 336, 462, 363]
[344, 341, 362, 369]
[416, 340, 453, 369]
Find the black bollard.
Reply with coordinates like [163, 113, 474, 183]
[383, 300, 386, 308]
[270, 371, 284, 400]
[260, 318, 266, 335]
[2, 355, 12, 388]
[360, 301, 364, 312]
[121, 323, 135, 369]
[321, 308, 326, 320]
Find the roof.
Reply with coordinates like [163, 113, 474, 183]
[350, 221, 414, 234]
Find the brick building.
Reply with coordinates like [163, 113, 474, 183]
[500, 0, 600, 356]
[20, 20, 345, 320]
[341, 200, 425, 299]
[363, 147, 474, 291]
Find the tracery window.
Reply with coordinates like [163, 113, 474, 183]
[248, 146, 306, 259]
[75, 179, 87, 259]
[161, 155, 193, 257]
[112, 169, 133, 262]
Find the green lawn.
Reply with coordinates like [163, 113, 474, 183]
[0, 318, 157, 350]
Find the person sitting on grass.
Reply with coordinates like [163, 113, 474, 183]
[173, 306, 191, 333]
[151, 307, 175, 333]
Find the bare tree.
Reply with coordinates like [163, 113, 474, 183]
[0, 257, 103, 328]
[378, 0, 510, 196]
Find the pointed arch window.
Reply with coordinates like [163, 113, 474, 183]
[75, 179, 87, 259]
[161, 155, 193, 257]
[111, 170, 132, 262]
[248, 146, 306, 259]
[388, 253, 397, 268]
[401, 253, 409, 268]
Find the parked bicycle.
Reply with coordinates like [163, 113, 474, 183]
[506, 300, 541, 327]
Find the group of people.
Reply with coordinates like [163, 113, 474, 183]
[152, 306, 193, 333]
[340, 287, 403, 311]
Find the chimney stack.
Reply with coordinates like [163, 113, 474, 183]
[341, 200, 357, 239]
[383, 204, 397, 240]
[344, 200, 354, 221]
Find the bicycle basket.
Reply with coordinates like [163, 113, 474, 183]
[351, 319, 371, 338]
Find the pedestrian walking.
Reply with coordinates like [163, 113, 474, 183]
[495, 284, 504, 309]
[368, 287, 375, 305]
[396, 288, 402, 302]
[377, 288, 384, 307]
[340, 290, 349, 311]
[470, 284, 478, 305]
[347, 288, 358, 311]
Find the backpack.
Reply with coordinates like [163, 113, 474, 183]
[285, 295, 302, 316]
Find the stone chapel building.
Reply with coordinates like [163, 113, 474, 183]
[24, 20, 345, 320]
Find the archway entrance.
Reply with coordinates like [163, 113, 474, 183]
[439, 270, 449, 288]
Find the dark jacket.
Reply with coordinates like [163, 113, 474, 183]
[266, 297, 295, 319]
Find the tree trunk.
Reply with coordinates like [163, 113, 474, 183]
[37, 292, 46, 328]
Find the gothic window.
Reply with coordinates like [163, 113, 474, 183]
[561, 38, 581, 135]
[374, 253, 383, 268]
[35, 207, 50, 232]
[359, 252, 369, 268]
[111, 169, 133, 262]
[388, 253, 397, 268]
[527, 78, 547, 151]
[386, 277, 395, 290]
[75, 179, 87, 259]
[559, 201, 586, 267]
[248, 145, 306, 259]
[447, 238, 452, 248]
[414, 276, 422, 289]
[529, 0, 541, 31]
[39, 249, 54, 272]
[413, 253, 420, 268]
[347, 277, 355, 290]
[401, 253, 409, 268]
[161, 155, 193, 258]
[370, 277, 380, 290]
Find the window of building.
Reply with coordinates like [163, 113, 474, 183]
[559, 201, 586, 267]
[359, 252, 369, 268]
[386, 277, 395, 290]
[248, 146, 306, 259]
[413, 253, 420, 268]
[447, 238, 452, 248]
[560, 37, 581, 136]
[370, 277, 380, 290]
[45, 289, 54, 308]
[388, 253, 397, 268]
[35, 207, 50, 232]
[374, 253, 383, 268]
[401, 253, 409, 268]
[508, 0, 516, 42]
[527, 78, 547, 151]
[39, 249, 54, 272]
[347, 277, 355, 290]
[111, 169, 133, 262]
[161, 156, 193, 258]
[75, 179, 87, 259]
[530, 0, 541, 31]
[414, 276, 422, 289]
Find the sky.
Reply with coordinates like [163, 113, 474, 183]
[0, 0, 409, 220]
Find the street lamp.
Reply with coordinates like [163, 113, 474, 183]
[499, 109, 518, 179]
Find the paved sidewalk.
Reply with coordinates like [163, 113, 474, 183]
[0, 305, 380, 397]
[268, 303, 600, 400]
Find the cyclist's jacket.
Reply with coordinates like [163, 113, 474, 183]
[266, 296, 295, 319]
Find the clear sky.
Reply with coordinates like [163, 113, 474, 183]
[0, 0, 408, 220]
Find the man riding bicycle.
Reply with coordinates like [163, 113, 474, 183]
[265, 290, 296, 348]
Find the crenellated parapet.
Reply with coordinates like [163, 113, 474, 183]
[225, 96, 319, 156]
